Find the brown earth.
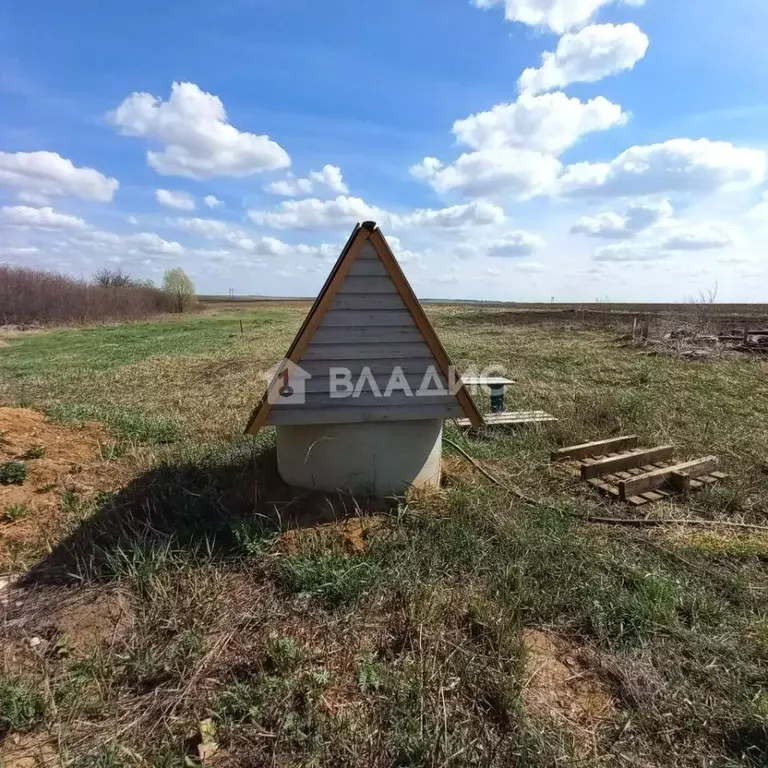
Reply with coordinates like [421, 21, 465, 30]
[0, 408, 134, 569]
[279, 515, 387, 555]
[523, 629, 616, 756]
[0, 732, 59, 768]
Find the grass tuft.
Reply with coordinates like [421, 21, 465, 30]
[0, 675, 45, 735]
[45, 403, 181, 444]
[0, 460, 27, 485]
[2, 502, 30, 522]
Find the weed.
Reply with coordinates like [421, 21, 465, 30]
[265, 634, 304, 672]
[0, 675, 45, 735]
[281, 553, 383, 607]
[22, 444, 46, 459]
[99, 441, 128, 460]
[2, 502, 30, 522]
[0, 460, 27, 485]
[231, 517, 277, 556]
[357, 652, 384, 693]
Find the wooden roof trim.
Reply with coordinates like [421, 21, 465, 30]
[244, 224, 369, 434]
[367, 228, 484, 428]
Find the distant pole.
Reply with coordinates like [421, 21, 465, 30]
[240, 319, 244, 335]
[229, 288, 234, 298]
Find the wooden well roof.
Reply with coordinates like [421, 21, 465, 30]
[245, 222, 483, 433]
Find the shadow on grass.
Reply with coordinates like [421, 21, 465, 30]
[22, 437, 396, 585]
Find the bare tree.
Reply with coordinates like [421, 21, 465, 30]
[93, 268, 134, 288]
[162, 268, 196, 313]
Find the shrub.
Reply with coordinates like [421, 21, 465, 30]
[0, 265, 174, 326]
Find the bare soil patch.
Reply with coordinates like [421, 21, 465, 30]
[523, 629, 616, 754]
[0, 408, 134, 569]
[279, 515, 386, 555]
[0, 732, 59, 768]
[3, 585, 133, 673]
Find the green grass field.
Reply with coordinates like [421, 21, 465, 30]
[1, 305, 768, 767]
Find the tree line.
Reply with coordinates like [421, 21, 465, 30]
[0, 265, 197, 326]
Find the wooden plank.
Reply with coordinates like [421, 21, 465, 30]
[551, 435, 638, 462]
[586, 478, 619, 497]
[346, 257, 389, 277]
[710, 471, 728, 480]
[337, 276, 401, 294]
[669, 471, 690, 493]
[320, 310, 414, 327]
[303, 372, 448, 394]
[267, 402, 464, 426]
[300, 359, 440, 377]
[455, 410, 557, 428]
[580, 446, 675, 480]
[618, 457, 719, 501]
[312, 326, 425, 344]
[301, 341, 432, 361]
[330, 293, 407, 310]
[461, 377, 516, 386]
[273, 391, 457, 409]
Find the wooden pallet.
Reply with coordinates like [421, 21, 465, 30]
[456, 410, 558, 429]
[551, 436, 727, 506]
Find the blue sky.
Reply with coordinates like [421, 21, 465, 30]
[2, 0, 768, 301]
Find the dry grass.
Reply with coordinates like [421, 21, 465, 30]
[0, 304, 767, 766]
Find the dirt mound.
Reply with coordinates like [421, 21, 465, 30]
[2, 584, 133, 674]
[0, 732, 59, 768]
[279, 516, 386, 555]
[0, 408, 132, 569]
[523, 629, 616, 754]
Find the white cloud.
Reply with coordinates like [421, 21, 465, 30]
[156, 189, 195, 211]
[248, 195, 382, 230]
[267, 164, 348, 197]
[168, 216, 234, 238]
[126, 232, 185, 256]
[0, 151, 118, 202]
[0, 246, 40, 257]
[17, 191, 51, 206]
[660, 221, 739, 251]
[560, 139, 767, 197]
[453, 92, 627, 155]
[471, 0, 646, 34]
[593, 220, 739, 262]
[519, 23, 649, 95]
[247, 196, 506, 231]
[204, 195, 223, 208]
[412, 93, 626, 198]
[594, 242, 664, 262]
[45, 228, 188, 267]
[516, 261, 547, 272]
[0, 205, 87, 230]
[572, 200, 673, 238]
[486, 230, 546, 257]
[127, 215, 139, 226]
[745, 191, 768, 220]
[412, 150, 561, 198]
[399, 200, 506, 228]
[108, 81, 291, 178]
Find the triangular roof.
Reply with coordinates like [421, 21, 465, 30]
[245, 222, 483, 433]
